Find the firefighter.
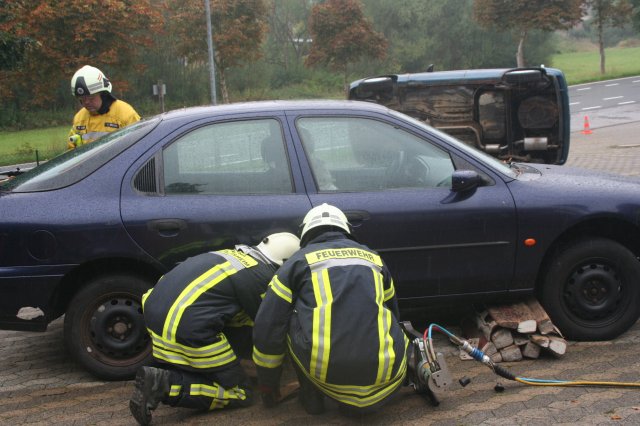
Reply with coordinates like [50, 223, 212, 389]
[68, 65, 140, 148]
[129, 232, 300, 426]
[252, 204, 409, 416]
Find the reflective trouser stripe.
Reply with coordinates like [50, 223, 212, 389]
[288, 338, 408, 408]
[189, 383, 247, 410]
[166, 382, 250, 411]
[149, 330, 237, 369]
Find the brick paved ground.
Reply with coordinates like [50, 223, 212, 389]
[1, 318, 640, 425]
[1, 121, 640, 425]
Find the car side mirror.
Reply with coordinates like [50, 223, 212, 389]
[451, 170, 481, 193]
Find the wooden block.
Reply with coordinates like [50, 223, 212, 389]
[487, 302, 536, 331]
[525, 298, 557, 335]
[499, 344, 523, 362]
[517, 319, 537, 334]
[547, 336, 567, 357]
[475, 310, 498, 340]
[491, 327, 514, 349]
[513, 333, 529, 346]
[530, 334, 550, 348]
[522, 341, 541, 359]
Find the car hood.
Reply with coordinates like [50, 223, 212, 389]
[523, 164, 640, 188]
[506, 163, 640, 217]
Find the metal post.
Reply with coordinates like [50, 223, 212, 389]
[205, 0, 217, 105]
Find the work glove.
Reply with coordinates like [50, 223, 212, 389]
[258, 384, 281, 408]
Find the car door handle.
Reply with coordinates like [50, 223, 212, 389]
[147, 219, 187, 237]
[345, 210, 371, 228]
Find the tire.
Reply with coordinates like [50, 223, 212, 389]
[63, 274, 153, 380]
[540, 238, 640, 341]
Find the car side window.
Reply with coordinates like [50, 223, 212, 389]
[296, 117, 455, 192]
[162, 119, 292, 194]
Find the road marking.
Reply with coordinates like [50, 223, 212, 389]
[605, 83, 619, 87]
[582, 106, 602, 110]
[577, 87, 591, 91]
[603, 96, 623, 100]
[619, 101, 636, 105]
[570, 102, 580, 105]
[633, 80, 640, 83]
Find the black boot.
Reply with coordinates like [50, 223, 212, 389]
[129, 366, 171, 425]
[299, 378, 325, 415]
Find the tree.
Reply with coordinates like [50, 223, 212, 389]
[0, 0, 162, 117]
[306, 0, 387, 91]
[264, 0, 312, 71]
[363, 0, 556, 73]
[586, 0, 633, 74]
[0, 1, 35, 72]
[473, 0, 584, 67]
[633, 0, 640, 32]
[166, 0, 268, 103]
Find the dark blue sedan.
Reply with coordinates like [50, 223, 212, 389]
[1, 100, 639, 380]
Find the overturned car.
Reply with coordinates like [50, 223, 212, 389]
[349, 67, 570, 165]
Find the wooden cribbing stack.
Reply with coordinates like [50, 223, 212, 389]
[460, 298, 567, 362]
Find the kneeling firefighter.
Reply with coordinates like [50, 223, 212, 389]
[129, 232, 300, 425]
[252, 204, 409, 415]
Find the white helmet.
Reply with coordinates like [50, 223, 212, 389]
[300, 203, 350, 241]
[71, 65, 112, 97]
[256, 232, 300, 266]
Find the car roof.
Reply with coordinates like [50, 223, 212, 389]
[158, 99, 392, 122]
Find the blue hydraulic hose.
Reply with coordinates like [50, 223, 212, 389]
[424, 322, 640, 388]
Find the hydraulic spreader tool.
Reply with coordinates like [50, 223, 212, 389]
[401, 321, 640, 406]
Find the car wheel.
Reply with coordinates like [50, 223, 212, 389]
[540, 238, 640, 341]
[63, 274, 153, 380]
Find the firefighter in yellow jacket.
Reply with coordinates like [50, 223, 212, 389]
[68, 65, 140, 149]
[252, 204, 409, 415]
[129, 232, 300, 426]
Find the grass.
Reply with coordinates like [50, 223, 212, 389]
[550, 46, 640, 85]
[0, 126, 68, 166]
[2, 44, 640, 167]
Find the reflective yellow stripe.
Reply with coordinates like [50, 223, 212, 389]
[252, 347, 285, 369]
[189, 383, 247, 410]
[141, 286, 155, 310]
[217, 249, 258, 268]
[384, 278, 396, 301]
[169, 384, 182, 397]
[310, 268, 332, 382]
[163, 262, 237, 340]
[269, 275, 292, 304]
[305, 248, 383, 267]
[149, 329, 236, 369]
[288, 340, 408, 407]
[374, 270, 394, 384]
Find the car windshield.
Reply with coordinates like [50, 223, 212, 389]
[389, 109, 518, 179]
[1, 118, 160, 193]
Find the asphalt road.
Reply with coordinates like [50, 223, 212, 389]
[2, 120, 640, 425]
[568, 76, 640, 133]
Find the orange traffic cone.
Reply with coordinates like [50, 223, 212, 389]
[581, 115, 593, 135]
